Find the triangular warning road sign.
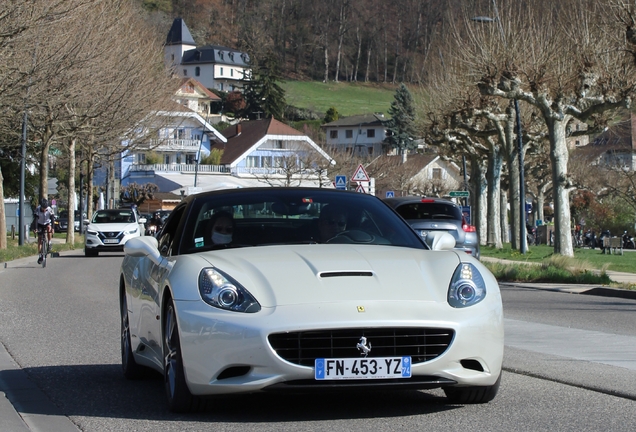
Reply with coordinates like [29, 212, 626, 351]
[352, 164, 370, 182]
[355, 183, 366, 193]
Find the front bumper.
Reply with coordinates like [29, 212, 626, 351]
[173, 297, 504, 396]
[85, 233, 139, 251]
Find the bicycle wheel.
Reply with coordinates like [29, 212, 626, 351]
[41, 237, 47, 268]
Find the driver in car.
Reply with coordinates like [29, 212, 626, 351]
[318, 205, 347, 242]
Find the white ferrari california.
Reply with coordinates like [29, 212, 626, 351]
[119, 187, 503, 412]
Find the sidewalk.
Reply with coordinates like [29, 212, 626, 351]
[481, 256, 636, 300]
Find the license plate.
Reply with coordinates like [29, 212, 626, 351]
[315, 357, 411, 380]
[103, 239, 119, 244]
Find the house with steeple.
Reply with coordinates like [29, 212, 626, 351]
[164, 18, 251, 92]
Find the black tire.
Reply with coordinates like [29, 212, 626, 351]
[41, 240, 47, 268]
[84, 248, 98, 257]
[121, 293, 146, 379]
[444, 373, 501, 404]
[163, 299, 203, 413]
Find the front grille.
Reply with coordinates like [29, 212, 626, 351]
[98, 231, 123, 241]
[268, 328, 454, 367]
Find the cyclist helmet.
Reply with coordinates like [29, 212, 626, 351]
[40, 198, 48, 209]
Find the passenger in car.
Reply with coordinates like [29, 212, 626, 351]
[318, 205, 348, 242]
[206, 211, 235, 246]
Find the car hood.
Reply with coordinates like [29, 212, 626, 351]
[88, 222, 139, 232]
[195, 244, 461, 307]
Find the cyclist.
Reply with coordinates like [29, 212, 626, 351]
[33, 198, 55, 264]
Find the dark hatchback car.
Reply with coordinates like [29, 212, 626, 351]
[53, 211, 80, 233]
[383, 196, 480, 259]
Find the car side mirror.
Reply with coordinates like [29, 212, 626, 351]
[426, 231, 456, 251]
[83, 219, 90, 225]
[124, 236, 161, 265]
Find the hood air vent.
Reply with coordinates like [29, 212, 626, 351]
[319, 271, 374, 278]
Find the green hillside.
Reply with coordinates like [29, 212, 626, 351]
[281, 81, 399, 118]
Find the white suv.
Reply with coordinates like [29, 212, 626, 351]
[84, 209, 145, 257]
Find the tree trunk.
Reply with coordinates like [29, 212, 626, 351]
[470, 156, 487, 246]
[0, 166, 6, 249]
[323, 42, 329, 83]
[547, 117, 574, 256]
[500, 189, 509, 243]
[504, 106, 520, 250]
[66, 138, 76, 245]
[487, 145, 503, 248]
[365, 47, 371, 82]
[354, 26, 361, 82]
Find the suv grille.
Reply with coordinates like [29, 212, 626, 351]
[268, 328, 454, 367]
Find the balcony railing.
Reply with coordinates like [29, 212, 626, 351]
[147, 139, 201, 150]
[129, 164, 230, 173]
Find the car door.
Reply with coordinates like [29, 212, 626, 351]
[143, 205, 186, 362]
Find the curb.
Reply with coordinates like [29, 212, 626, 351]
[0, 343, 80, 432]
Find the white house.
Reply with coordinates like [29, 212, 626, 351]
[322, 114, 389, 157]
[164, 18, 251, 92]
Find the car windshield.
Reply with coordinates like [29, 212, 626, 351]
[395, 202, 462, 221]
[92, 210, 135, 224]
[181, 189, 426, 254]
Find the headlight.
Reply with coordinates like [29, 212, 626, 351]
[125, 227, 138, 235]
[448, 263, 486, 308]
[199, 268, 261, 313]
[87, 229, 97, 235]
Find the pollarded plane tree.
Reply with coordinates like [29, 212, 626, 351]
[460, 0, 636, 256]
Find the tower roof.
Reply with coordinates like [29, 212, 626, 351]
[166, 18, 195, 46]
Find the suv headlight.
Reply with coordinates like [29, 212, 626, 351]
[124, 226, 138, 235]
[199, 268, 261, 313]
[448, 263, 486, 308]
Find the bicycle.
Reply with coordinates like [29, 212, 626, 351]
[35, 225, 52, 268]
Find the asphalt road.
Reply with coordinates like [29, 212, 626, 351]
[1, 250, 636, 432]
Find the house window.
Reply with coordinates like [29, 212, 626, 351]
[247, 156, 258, 167]
[575, 140, 580, 146]
[231, 69, 234, 77]
[220, 67, 224, 76]
[367, 129, 375, 138]
[229, 52, 234, 61]
[164, 154, 171, 164]
[275, 140, 283, 149]
[183, 69, 187, 76]
[263, 157, 271, 168]
[219, 83, 224, 91]
[346, 130, 353, 139]
[186, 154, 196, 164]
[137, 153, 146, 164]
[176, 153, 182, 164]
[195, 67, 200, 76]
[274, 156, 284, 168]
[368, 147, 373, 156]
[219, 51, 224, 60]
[432, 168, 442, 180]
[330, 130, 338, 139]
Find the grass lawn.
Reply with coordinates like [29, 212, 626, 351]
[281, 81, 399, 117]
[481, 244, 636, 274]
[1, 233, 84, 264]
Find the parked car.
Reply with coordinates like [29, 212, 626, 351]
[120, 187, 502, 412]
[383, 196, 480, 259]
[53, 211, 81, 233]
[84, 209, 146, 257]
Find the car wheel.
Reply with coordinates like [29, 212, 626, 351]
[121, 293, 146, 379]
[444, 373, 501, 404]
[163, 299, 202, 413]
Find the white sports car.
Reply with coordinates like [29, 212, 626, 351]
[120, 188, 503, 412]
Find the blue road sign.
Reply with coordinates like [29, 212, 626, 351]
[386, 191, 395, 198]
[335, 175, 347, 190]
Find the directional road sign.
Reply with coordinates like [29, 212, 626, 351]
[449, 191, 469, 198]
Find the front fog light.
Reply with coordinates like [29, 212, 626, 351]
[448, 263, 486, 308]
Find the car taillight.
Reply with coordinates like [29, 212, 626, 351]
[463, 224, 476, 232]
[421, 199, 435, 203]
